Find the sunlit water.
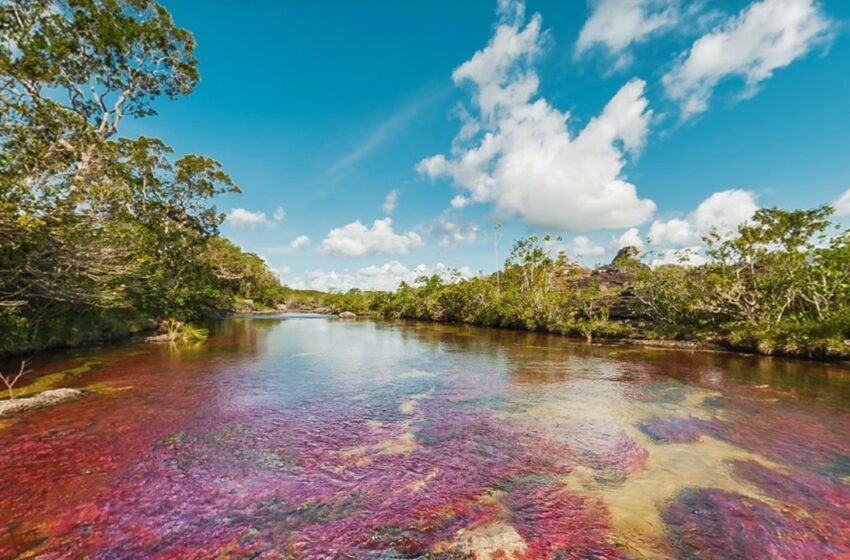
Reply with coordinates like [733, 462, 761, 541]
[2, 315, 850, 559]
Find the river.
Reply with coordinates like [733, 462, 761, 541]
[2, 314, 849, 559]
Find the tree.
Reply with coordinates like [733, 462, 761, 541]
[700, 206, 835, 327]
[0, 359, 29, 399]
[0, 0, 282, 353]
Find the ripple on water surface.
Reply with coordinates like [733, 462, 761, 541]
[1, 316, 850, 559]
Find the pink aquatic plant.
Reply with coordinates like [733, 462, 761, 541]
[663, 488, 846, 560]
[731, 460, 850, 552]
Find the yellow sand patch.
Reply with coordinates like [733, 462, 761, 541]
[338, 423, 418, 468]
[406, 467, 439, 492]
[476, 488, 506, 505]
[399, 388, 434, 415]
[561, 431, 788, 559]
[83, 383, 133, 395]
[339, 445, 369, 457]
[374, 431, 417, 455]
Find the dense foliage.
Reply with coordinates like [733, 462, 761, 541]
[360, 210, 850, 359]
[0, 0, 283, 354]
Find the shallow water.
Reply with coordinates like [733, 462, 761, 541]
[2, 315, 850, 559]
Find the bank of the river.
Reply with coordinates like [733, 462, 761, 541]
[390, 316, 850, 362]
[0, 316, 158, 360]
[5, 307, 848, 366]
[613, 335, 850, 361]
[291, 316, 849, 363]
[363, 302, 850, 364]
[306, 305, 849, 363]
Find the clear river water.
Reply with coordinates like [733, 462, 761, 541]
[2, 314, 850, 559]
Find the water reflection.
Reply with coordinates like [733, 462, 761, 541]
[1, 315, 849, 559]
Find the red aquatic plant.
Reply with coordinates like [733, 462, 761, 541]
[506, 483, 624, 559]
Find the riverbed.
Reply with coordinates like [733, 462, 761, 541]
[2, 314, 849, 559]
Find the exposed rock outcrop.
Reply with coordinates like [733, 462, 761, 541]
[555, 246, 647, 320]
[339, 311, 357, 320]
[0, 388, 84, 418]
[285, 301, 337, 315]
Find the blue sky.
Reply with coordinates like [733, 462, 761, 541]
[132, 0, 850, 291]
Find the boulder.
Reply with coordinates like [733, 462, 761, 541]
[339, 311, 357, 320]
[276, 303, 288, 312]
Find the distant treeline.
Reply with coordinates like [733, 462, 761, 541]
[0, 1, 283, 354]
[299, 207, 850, 359]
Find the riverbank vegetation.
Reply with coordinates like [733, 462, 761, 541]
[3, 3, 847, 363]
[0, 1, 284, 355]
[294, 207, 850, 360]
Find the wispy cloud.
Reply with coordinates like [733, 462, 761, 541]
[325, 87, 449, 175]
[663, 0, 832, 118]
[382, 189, 399, 214]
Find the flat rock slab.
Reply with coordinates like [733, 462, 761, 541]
[145, 333, 172, 343]
[0, 388, 84, 418]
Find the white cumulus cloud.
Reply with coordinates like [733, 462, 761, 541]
[649, 189, 759, 247]
[649, 217, 697, 246]
[450, 195, 470, 209]
[616, 227, 644, 249]
[417, 3, 656, 231]
[289, 261, 473, 292]
[663, 0, 831, 117]
[273, 206, 286, 221]
[569, 236, 607, 258]
[576, 0, 679, 66]
[227, 208, 270, 228]
[692, 189, 760, 235]
[289, 235, 311, 251]
[321, 218, 423, 257]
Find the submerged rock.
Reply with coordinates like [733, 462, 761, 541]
[640, 417, 707, 444]
[0, 388, 84, 418]
[339, 311, 357, 320]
